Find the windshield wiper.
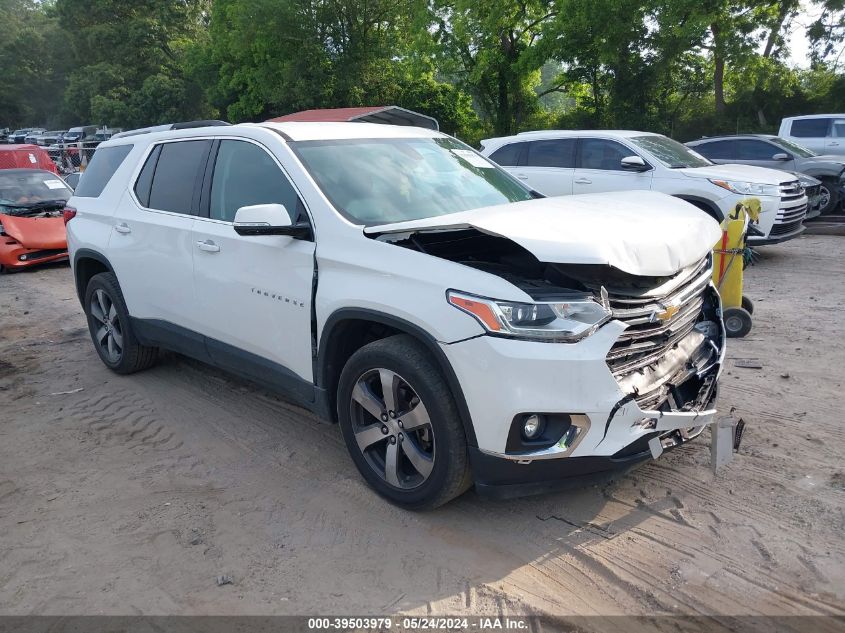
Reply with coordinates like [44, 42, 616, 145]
[2, 199, 68, 215]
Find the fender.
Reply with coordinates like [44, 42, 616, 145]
[317, 308, 479, 448]
[802, 167, 843, 180]
[72, 248, 115, 304]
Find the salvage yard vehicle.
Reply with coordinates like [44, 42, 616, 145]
[0, 144, 60, 174]
[686, 134, 844, 215]
[480, 130, 808, 245]
[779, 114, 845, 156]
[7, 128, 35, 144]
[0, 168, 72, 272]
[66, 121, 726, 509]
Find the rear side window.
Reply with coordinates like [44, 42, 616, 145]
[791, 118, 830, 138]
[488, 143, 524, 166]
[146, 140, 211, 214]
[73, 144, 133, 198]
[209, 140, 301, 222]
[524, 139, 576, 168]
[693, 140, 734, 159]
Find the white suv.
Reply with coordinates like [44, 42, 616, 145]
[65, 121, 726, 509]
[480, 130, 808, 245]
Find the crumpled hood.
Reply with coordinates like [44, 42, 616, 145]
[365, 191, 721, 277]
[677, 163, 795, 185]
[804, 155, 845, 170]
[0, 213, 67, 249]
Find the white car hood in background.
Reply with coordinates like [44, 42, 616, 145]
[365, 191, 721, 277]
[677, 163, 794, 185]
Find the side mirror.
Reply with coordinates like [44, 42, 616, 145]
[233, 203, 311, 239]
[621, 155, 649, 171]
[772, 153, 790, 161]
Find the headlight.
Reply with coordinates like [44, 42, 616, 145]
[447, 291, 611, 342]
[709, 179, 779, 196]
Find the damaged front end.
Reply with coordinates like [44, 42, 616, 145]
[378, 226, 725, 459]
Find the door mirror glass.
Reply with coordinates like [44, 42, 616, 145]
[233, 203, 293, 235]
[620, 155, 648, 170]
[772, 152, 790, 161]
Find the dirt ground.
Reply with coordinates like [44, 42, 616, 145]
[1, 235, 844, 621]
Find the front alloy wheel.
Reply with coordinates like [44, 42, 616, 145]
[350, 368, 435, 489]
[89, 288, 123, 363]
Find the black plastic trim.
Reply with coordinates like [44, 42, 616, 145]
[317, 308, 478, 447]
[675, 195, 725, 222]
[72, 249, 115, 304]
[747, 224, 806, 245]
[130, 317, 319, 410]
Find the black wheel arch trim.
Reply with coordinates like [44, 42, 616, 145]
[317, 308, 479, 448]
[72, 249, 116, 305]
[673, 195, 724, 221]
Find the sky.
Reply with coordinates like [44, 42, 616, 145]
[784, 3, 824, 68]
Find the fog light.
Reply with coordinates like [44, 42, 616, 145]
[19, 254, 27, 261]
[522, 414, 544, 439]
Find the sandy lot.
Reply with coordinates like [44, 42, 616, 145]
[1, 235, 844, 621]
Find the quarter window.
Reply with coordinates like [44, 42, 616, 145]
[74, 144, 133, 198]
[579, 139, 631, 170]
[523, 139, 576, 168]
[488, 143, 524, 166]
[791, 118, 830, 138]
[146, 140, 211, 214]
[209, 140, 302, 223]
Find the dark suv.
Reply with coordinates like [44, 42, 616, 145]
[687, 134, 845, 214]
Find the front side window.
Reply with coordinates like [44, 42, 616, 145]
[693, 140, 734, 160]
[209, 140, 301, 223]
[145, 140, 211, 214]
[735, 140, 780, 160]
[291, 137, 532, 225]
[524, 139, 576, 168]
[628, 135, 711, 168]
[579, 138, 634, 170]
[791, 118, 830, 138]
[832, 119, 845, 138]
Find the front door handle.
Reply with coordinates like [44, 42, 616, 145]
[830, 142, 840, 147]
[575, 178, 592, 184]
[114, 222, 131, 234]
[515, 173, 529, 180]
[196, 239, 220, 253]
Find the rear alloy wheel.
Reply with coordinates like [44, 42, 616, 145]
[84, 272, 158, 374]
[337, 335, 472, 509]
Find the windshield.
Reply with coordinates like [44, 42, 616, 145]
[629, 135, 712, 168]
[0, 171, 72, 211]
[771, 136, 817, 158]
[292, 137, 533, 225]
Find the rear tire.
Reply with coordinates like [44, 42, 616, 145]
[337, 334, 472, 510]
[84, 272, 158, 374]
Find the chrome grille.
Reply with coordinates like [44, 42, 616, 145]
[605, 257, 712, 407]
[776, 180, 807, 227]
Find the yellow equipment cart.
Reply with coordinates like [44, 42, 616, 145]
[712, 198, 760, 338]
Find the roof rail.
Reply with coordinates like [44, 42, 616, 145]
[111, 120, 230, 140]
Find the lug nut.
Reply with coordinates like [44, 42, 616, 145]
[398, 420, 404, 428]
[381, 426, 389, 435]
[380, 413, 388, 422]
[389, 436, 396, 444]
[398, 433, 404, 441]
[389, 410, 396, 418]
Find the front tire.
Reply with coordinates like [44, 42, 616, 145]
[337, 335, 472, 510]
[818, 179, 840, 215]
[84, 272, 158, 374]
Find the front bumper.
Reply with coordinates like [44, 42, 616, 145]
[441, 290, 725, 492]
[747, 223, 806, 245]
[0, 240, 68, 269]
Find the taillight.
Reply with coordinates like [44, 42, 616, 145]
[63, 206, 77, 225]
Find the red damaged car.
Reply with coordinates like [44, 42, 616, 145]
[0, 169, 72, 272]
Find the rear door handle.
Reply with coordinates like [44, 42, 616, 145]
[514, 173, 529, 180]
[575, 178, 592, 184]
[196, 239, 220, 253]
[114, 222, 131, 234]
[830, 142, 840, 147]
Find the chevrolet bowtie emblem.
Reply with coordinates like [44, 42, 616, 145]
[652, 304, 680, 322]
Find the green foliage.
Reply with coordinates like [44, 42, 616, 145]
[1, 0, 843, 144]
